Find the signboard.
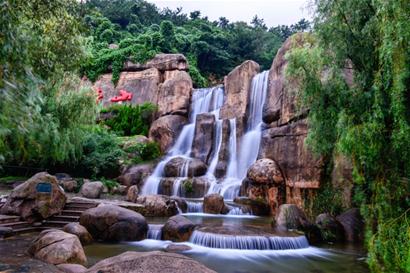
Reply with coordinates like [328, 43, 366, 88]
[36, 182, 52, 194]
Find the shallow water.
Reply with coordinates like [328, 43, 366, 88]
[84, 213, 370, 273]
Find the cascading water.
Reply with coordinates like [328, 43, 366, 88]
[147, 224, 163, 240]
[141, 86, 224, 195]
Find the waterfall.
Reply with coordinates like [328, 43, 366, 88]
[187, 201, 204, 212]
[206, 119, 223, 176]
[227, 207, 251, 215]
[142, 86, 224, 195]
[189, 230, 309, 250]
[147, 224, 163, 240]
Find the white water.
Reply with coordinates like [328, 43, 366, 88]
[189, 230, 309, 250]
[141, 86, 224, 195]
[187, 201, 204, 213]
[147, 224, 163, 240]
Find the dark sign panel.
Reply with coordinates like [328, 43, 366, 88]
[36, 182, 52, 193]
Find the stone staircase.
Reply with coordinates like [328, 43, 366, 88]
[0, 200, 98, 237]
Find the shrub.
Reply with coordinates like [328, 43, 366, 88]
[123, 141, 161, 164]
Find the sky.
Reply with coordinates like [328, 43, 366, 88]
[147, 0, 312, 27]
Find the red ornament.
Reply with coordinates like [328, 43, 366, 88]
[110, 89, 133, 102]
[96, 87, 104, 103]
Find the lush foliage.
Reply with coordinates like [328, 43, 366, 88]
[0, 0, 98, 168]
[122, 141, 161, 164]
[80, 0, 310, 86]
[100, 103, 157, 136]
[286, 1, 410, 272]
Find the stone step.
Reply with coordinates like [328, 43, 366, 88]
[64, 203, 97, 210]
[49, 215, 79, 222]
[60, 210, 83, 217]
[12, 227, 42, 235]
[1, 221, 31, 229]
[42, 220, 71, 228]
[0, 215, 20, 225]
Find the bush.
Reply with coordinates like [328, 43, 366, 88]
[100, 103, 157, 136]
[123, 141, 161, 164]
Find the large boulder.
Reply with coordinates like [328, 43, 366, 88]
[134, 195, 179, 217]
[315, 213, 345, 242]
[191, 113, 215, 164]
[149, 115, 188, 153]
[336, 208, 365, 242]
[203, 193, 229, 214]
[162, 215, 196, 242]
[63, 223, 93, 245]
[146, 54, 189, 71]
[57, 264, 87, 273]
[60, 179, 78, 193]
[157, 70, 192, 117]
[28, 229, 87, 266]
[220, 60, 260, 119]
[0, 172, 66, 222]
[85, 251, 216, 273]
[80, 181, 104, 199]
[164, 157, 207, 177]
[233, 197, 270, 216]
[79, 204, 148, 242]
[247, 158, 284, 184]
[126, 185, 139, 202]
[117, 163, 154, 187]
[275, 204, 311, 230]
[159, 176, 210, 198]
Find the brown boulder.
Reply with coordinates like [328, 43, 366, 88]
[164, 157, 207, 177]
[203, 193, 229, 214]
[134, 195, 178, 217]
[162, 215, 196, 242]
[157, 70, 192, 117]
[28, 229, 87, 266]
[118, 163, 154, 187]
[79, 205, 148, 242]
[80, 182, 104, 199]
[59, 179, 77, 193]
[85, 251, 216, 273]
[63, 223, 93, 245]
[247, 158, 284, 184]
[149, 115, 188, 153]
[126, 185, 139, 202]
[233, 197, 270, 216]
[336, 208, 364, 242]
[220, 60, 260, 119]
[1, 172, 66, 222]
[315, 213, 345, 242]
[158, 176, 211, 198]
[275, 204, 311, 230]
[191, 113, 215, 164]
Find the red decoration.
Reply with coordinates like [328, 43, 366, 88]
[110, 89, 133, 102]
[96, 88, 104, 103]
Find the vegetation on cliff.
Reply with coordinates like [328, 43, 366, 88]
[286, 1, 410, 272]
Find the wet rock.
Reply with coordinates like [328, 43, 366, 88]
[149, 115, 188, 153]
[80, 181, 104, 199]
[28, 229, 87, 266]
[170, 196, 187, 213]
[191, 113, 215, 163]
[159, 176, 210, 198]
[220, 60, 260, 119]
[233, 197, 270, 216]
[214, 119, 231, 178]
[315, 213, 345, 242]
[203, 193, 229, 214]
[85, 251, 216, 273]
[275, 204, 311, 230]
[0, 227, 13, 238]
[157, 70, 192, 117]
[80, 204, 148, 242]
[336, 208, 365, 242]
[118, 163, 154, 187]
[1, 172, 66, 222]
[162, 215, 196, 242]
[165, 244, 192, 253]
[247, 158, 284, 184]
[63, 223, 93, 245]
[57, 263, 87, 273]
[126, 185, 139, 202]
[134, 195, 178, 217]
[164, 157, 207, 177]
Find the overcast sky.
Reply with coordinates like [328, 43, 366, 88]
[147, 0, 312, 27]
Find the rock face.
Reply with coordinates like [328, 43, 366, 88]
[203, 193, 229, 214]
[133, 195, 178, 217]
[162, 215, 196, 242]
[220, 60, 260, 119]
[117, 163, 154, 187]
[79, 205, 148, 242]
[1, 172, 66, 222]
[149, 115, 187, 153]
[28, 229, 87, 266]
[331, 153, 354, 208]
[159, 177, 210, 198]
[157, 70, 193, 117]
[191, 113, 215, 163]
[336, 208, 365, 242]
[315, 213, 345, 242]
[80, 181, 104, 199]
[85, 251, 216, 273]
[63, 223, 93, 245]
[260, 121, 323, 208]
[164, 157, 207, 177]
[123, 54, 189, 72]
